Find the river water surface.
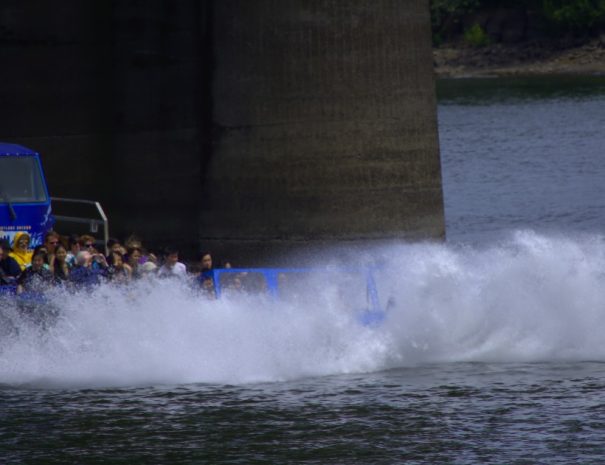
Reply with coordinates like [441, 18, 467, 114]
[2, 76, 605, 464]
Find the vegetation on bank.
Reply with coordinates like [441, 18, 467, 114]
[431, 0, 605, 46]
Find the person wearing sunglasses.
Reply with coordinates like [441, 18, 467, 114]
[44, 230, 61, 264]
[78, 235, 97, 252]
[44, 231, 61, 253]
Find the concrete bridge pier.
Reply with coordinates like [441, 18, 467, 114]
[0, 0, 444, 263]
[202, 0, 444, 262]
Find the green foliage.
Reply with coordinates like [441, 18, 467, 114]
[464, 23, 491, 46]
[429, 0, 605, 43]
[542, 0, 605, 33]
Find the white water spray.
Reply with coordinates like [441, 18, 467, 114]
[2, 230, 605, 388]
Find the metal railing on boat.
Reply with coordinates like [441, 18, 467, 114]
[51, 197, 109, 254]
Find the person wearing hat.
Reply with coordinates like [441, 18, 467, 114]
[10, 232, 33, 271]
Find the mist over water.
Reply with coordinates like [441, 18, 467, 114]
[0, 271, 387, 388]
[2, 231, 605, 389]
[381, 231, 605, 364]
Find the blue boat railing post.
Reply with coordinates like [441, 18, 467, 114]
[212, 269, 222, 298]
[265, 270, 280, 299]
[365, 268, 382, 314]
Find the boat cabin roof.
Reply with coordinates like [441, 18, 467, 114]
[0, 143, 38, 157]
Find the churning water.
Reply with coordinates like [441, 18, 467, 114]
[2, 76, 605, 464]
[3, 232, 605, 389]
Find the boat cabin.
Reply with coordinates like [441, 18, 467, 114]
[0, 143, 53, 248]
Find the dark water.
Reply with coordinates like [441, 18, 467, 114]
[439, 75, 605, 242]
[3, 363, 605, 464]
[2, 76, 605, 464]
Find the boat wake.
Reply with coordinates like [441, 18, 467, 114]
[2, 230, 605, 388]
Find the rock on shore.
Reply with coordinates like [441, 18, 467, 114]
[434, 37, 605, 78]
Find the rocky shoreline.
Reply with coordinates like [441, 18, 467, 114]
[434, 37, 605, 78]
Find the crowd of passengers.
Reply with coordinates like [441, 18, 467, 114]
[0, 231, 223, 296]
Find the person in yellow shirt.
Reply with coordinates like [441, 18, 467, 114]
[10, 232, 33, 271]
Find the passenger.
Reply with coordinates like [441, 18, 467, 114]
[17, 250, 53, 294]
[0, 265, 10, 286]
[76, 235, 105, 271]
[200, 251, 213, 271]
[157, 246, 187, 279]
[196, 251, 213, 280]
[0, 241, 21, 284]
[107, 251, 132, 284]
[106, 238, 123, 256]
[201, 276, 216, 299]
[139, 261, 158, 278]
[49, 243, 70, 284]
[124, 235, 142, 250]
[146, 249, 158, 264]
[126, 246, 143, 278]
[9, 232, 33, 271]
[90, 248, 109, 271]
[44, 230, 61, 262]
[32, 245, 50, 268]
[194, 250, 215, 292]
[221, 273, 243, 296]
[66, 234, 80, 267]
[230, 275, 243, 291]
[69, 251, 108, 289]
[78, 234, 97, 254]
[219, 258, 244, 293]
[125, 235, 157, 264]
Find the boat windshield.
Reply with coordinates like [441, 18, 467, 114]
[0, 157, 48, 204]
[214, 268, 370, 310]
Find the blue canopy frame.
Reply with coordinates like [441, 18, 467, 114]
[210, 267, 385, 324]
